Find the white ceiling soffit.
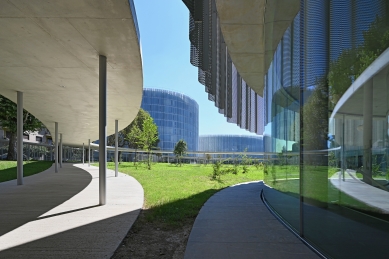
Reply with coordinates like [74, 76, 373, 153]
[215, 0, 299, 96]
[0, 0, 143, 146]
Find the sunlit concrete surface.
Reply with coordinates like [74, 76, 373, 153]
[330, 170, 389, 214]
[0, 163, 143, 258]
[185, 181, 318, 259]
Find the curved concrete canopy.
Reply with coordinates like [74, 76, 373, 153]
[0, 0, 143, 146]
[215, 0, 299, 96]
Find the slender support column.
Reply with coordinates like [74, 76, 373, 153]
[59, 133, 63, 168]
[115, 119, 119, 177]
[27, 144, 30, 161]
[55, 122, 58, 173]
[88, 139, 91, 167]
[99, 55, 107, 205]
[363, 80, 373, 185]
[342, 114, 345, 181]
[82, 143, 85, 165]
[17, 91, 23, 185]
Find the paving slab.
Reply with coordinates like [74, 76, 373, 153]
[0, 163, 143, 259]
[184, 181, 320, 259]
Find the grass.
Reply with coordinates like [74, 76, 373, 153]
[104, 162, 264, 227]
[0, 160, 53, 183]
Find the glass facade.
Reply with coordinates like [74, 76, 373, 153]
[199, 135, 263, 153]
[263, 1, 389, 258]
[141, 88, 199, 151]
[184, 0, 389, 258]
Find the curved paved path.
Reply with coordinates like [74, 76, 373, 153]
[184, 181, 319, 259]
[0, 163, 143, 258]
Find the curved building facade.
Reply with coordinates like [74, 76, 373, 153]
[199, 135, 263, 153]
[141, 88, 199, 151]
[183, 0, 389, 258]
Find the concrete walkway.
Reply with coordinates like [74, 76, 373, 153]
[330, 170, 389, 213]
[0, 163, 143, 258]
[184, 181, 319, 259]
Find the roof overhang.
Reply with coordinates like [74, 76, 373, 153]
[215, 0, 299, 96]
[0, 0, 143, 146]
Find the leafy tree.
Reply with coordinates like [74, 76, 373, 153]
[0, 95, 44, 160]
[174, 140, 187, 166]
[137, 116, 159, 170]
[205, 153, 212, 165]
[107, 108, 157, 162]
[328, 13, 389, 105]
[127, 125, 142, 166]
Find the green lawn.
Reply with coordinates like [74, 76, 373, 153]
[0, 160, 53, 183]
[105, 162, 263, 227]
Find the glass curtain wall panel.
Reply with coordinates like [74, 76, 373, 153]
[262, 0, 389, 258]
[141, 88, 199, 152]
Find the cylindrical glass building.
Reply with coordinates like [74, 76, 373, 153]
[141, 88, 199, 151]
[199, 135, 263, 153]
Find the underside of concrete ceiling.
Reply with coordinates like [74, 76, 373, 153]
[0, 0, 143, 146]
[215, 0, 299, 96]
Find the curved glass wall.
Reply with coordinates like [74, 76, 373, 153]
[199, 135, 263, 153]
[141, 88, 199, 151]
[262, 1, 389, 258]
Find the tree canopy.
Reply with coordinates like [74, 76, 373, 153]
[328, 14, 389, 105]
[133, 116, 159, 170]
[174, 139, 187, 166]
[107, 108, 152, 149]
[0, 95, 44, 160]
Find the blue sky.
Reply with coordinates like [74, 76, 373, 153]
[134, 0, 256, 136]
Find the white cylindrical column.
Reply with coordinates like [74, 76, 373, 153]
[59, 133, 63, 168]
[82, 143, 85, 165]
[55, 122, 58, 173]
[99, 55, 107, 205]
[17, 91, 23, 185]
[88, 139, 91, 167]
[363, 80, 373, 185]
[115, 119, 118, 177]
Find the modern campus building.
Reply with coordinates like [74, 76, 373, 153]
[199, 135, 263, 157]
[182, 0, 389, 258]
[141, 88, 199, 151]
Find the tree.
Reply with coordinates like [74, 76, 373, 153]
[127, 125, 142, 166]
[174, 140, 187, 166]
[0, 95, 44, 160]
[328, 13, 389, 106]
[107, 108, 156, 162]
[136, 116, 159, 170]
[205, 153, 212, 165]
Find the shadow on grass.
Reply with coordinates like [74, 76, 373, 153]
[141, 189, 219, 228]
[0, 161, 53, 183]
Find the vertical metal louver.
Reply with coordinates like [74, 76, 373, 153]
[182, 0, 264, 135]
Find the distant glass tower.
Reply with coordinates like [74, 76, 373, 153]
[199, 135, 263, 153]
[141, 88, 199, 151]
